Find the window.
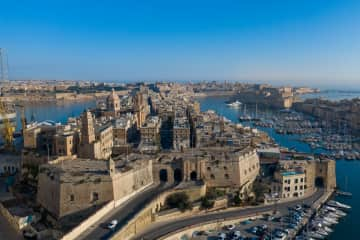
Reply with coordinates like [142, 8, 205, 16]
[207, 167, 211, 171]
[225, 174, 229, 179]
[223, 166, 227, 170]
[295, 179, 298, 184]
[295, 186, 298, 190]
[301, 178, 304, 182]
[210, 174, 215, 179]
[70, 194, 75, 201]
[92, 192, 99, 202]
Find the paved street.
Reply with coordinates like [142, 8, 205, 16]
[79, 182, 171, 240]
[134, 190, 324, 240]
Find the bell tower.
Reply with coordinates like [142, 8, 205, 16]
[81, 110, 95, 144]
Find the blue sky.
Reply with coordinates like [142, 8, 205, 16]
[1, 0, 360, 88]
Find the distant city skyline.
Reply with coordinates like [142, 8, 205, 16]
[1, 0, 360, 89]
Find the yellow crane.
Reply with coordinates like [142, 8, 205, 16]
[0, 100, 15, 151]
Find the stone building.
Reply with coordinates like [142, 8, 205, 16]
[103, 89, 121, 118]
[23, 121, 57, 152]
[270, 155, 336, 201]
[37, 156, 153, 219]
[173, 117, 190, 151]
[234, 85, 295, 109]
[112, 114, 137, 146]
[53, 125, 79, 157]
[78, 110, 113, 160]
[272, 170, 306, 199]
[153, 147, 260, 198]
[198, 147, 259, 197]
[139, 116, 161, 153]
[133, 92, 150, 128]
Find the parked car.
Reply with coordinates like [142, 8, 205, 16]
[232, 230, 241, 237]
[218, 232, 227, 240]
[295, 205, 302, 211]
[107, 220, 118, 229]
[225, 224, 236, 230]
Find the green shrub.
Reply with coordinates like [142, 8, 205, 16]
[165, 192, 192, 212]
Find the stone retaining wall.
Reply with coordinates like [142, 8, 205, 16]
[110, 184, 206, 240]
[60, 182, 152, 240]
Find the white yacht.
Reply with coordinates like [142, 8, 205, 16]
[327, 200, 351, 209]
[226, 100, 242, 108]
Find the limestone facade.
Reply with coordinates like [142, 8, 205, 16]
[78, 110, 113, 160]
[104, 89, 121, 118]
[139, 116, 161, 146]
[54, 130, 79, 157]
[272, 171, 306, 199]
[153, 147, 260, 197]
[37, 156, 153, 219]
[173, 117, 190, 151]
[271, 158, 336, 200]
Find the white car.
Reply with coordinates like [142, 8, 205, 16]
[226, 224, 236, 230]
[295, 205, 302, 211]
[218, 232, 226, 240]
[233, 230, 241, 237]
[107, 220, 118, 229]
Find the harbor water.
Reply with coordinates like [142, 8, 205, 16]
[8, 95, 359, 239]
[197, 96, 358, 240]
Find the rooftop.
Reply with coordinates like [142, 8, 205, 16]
[281, 171, 304, 177]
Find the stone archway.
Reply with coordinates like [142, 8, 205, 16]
[190, 171, 197, 181]
[315, 177, 324, 188]
[174, 168, 182, 182]
[159, 169, 168, 182]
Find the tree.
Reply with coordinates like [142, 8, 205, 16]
[200, 196, 215, 209]
[233, 192, 241, 206]
[206, 188, 225, 199]
[253, 181, 269, 203]
[165, 192, 192, 212]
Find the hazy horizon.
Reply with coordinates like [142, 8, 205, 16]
[2, 0, 360, 89]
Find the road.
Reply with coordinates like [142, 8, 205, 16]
[79, 182, 171, 240]
[134, 189, 324, 240]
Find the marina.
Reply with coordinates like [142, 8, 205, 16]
[297, 200, 351, 239]
[197, 95, 359, 240]
[225, 99, 360, 161]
